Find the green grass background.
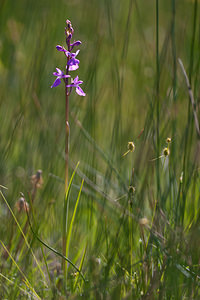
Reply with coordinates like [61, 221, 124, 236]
[0, 0, 200, 298]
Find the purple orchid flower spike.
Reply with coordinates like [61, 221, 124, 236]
[56, 46, 80, 71]
[67, 76, 86, 96]
[51, 68, 70, 88]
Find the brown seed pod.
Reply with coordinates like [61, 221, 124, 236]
[15, 197, 29, 213]
[31, 169, 43, 188]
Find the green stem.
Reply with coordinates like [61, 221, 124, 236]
[156, 0, 160, 204]
[171, 0, 177, 222]
[181, 0, 198, 224]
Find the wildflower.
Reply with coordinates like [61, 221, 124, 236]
[51, 20, 85, 96]
[67, 76, 86, 96]
[51, 68, 70, 88]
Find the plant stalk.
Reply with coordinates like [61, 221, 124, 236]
[65, 60, 70, 194]
[63, 57, 70, 279]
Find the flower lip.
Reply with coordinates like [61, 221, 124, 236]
[76, 86, 86, 96]
[67, 76, 82, 87]
[66, 76, 86, 96]
[67, 58, 80, 66]
[67, 52, 80, 71]
[71, 50, 80, 57]
[51, 68, 70, 88]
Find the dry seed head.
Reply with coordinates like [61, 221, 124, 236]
[15, 197, 29, 213]
[71, 272, 78, 278]
[31, 169, 43, 188]
[128, 142, 135, 152]
[163, 147, 170, 157]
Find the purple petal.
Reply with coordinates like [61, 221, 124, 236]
[51, 78, 61, 88]
[67, 58, 80, 71]
[73, 76, 83, 85]
[56, 45, 67, 52]
[76, 86, 86, 96]
[67, 33, 72, 41]
[77, 80, 83, 85]
[62, 74, 71, 78]
[68, 58, 80, 66]
[70, 40, 82, 51]
[70, 50, 80, 58]
[73, 76, 79, 84]
[55, 68, 63, 75]
[69, 64, 79, 71]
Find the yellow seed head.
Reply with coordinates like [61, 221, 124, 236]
[166, 137, 171, 144]
[128, 142, 135, 152]
[163, 147, 170, 157]
[128, 186, 136, 194]
[139, 217, 149, 226]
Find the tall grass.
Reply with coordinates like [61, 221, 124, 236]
[0, 0, 200, 299]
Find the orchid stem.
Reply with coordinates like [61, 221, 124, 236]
[63, 59, 70, 282]
[65, 83, 69, 194]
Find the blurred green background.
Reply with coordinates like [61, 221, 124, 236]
[0, 0, 200, 298]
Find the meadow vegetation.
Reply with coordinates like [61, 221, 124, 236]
[0, 0, 200, 298]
